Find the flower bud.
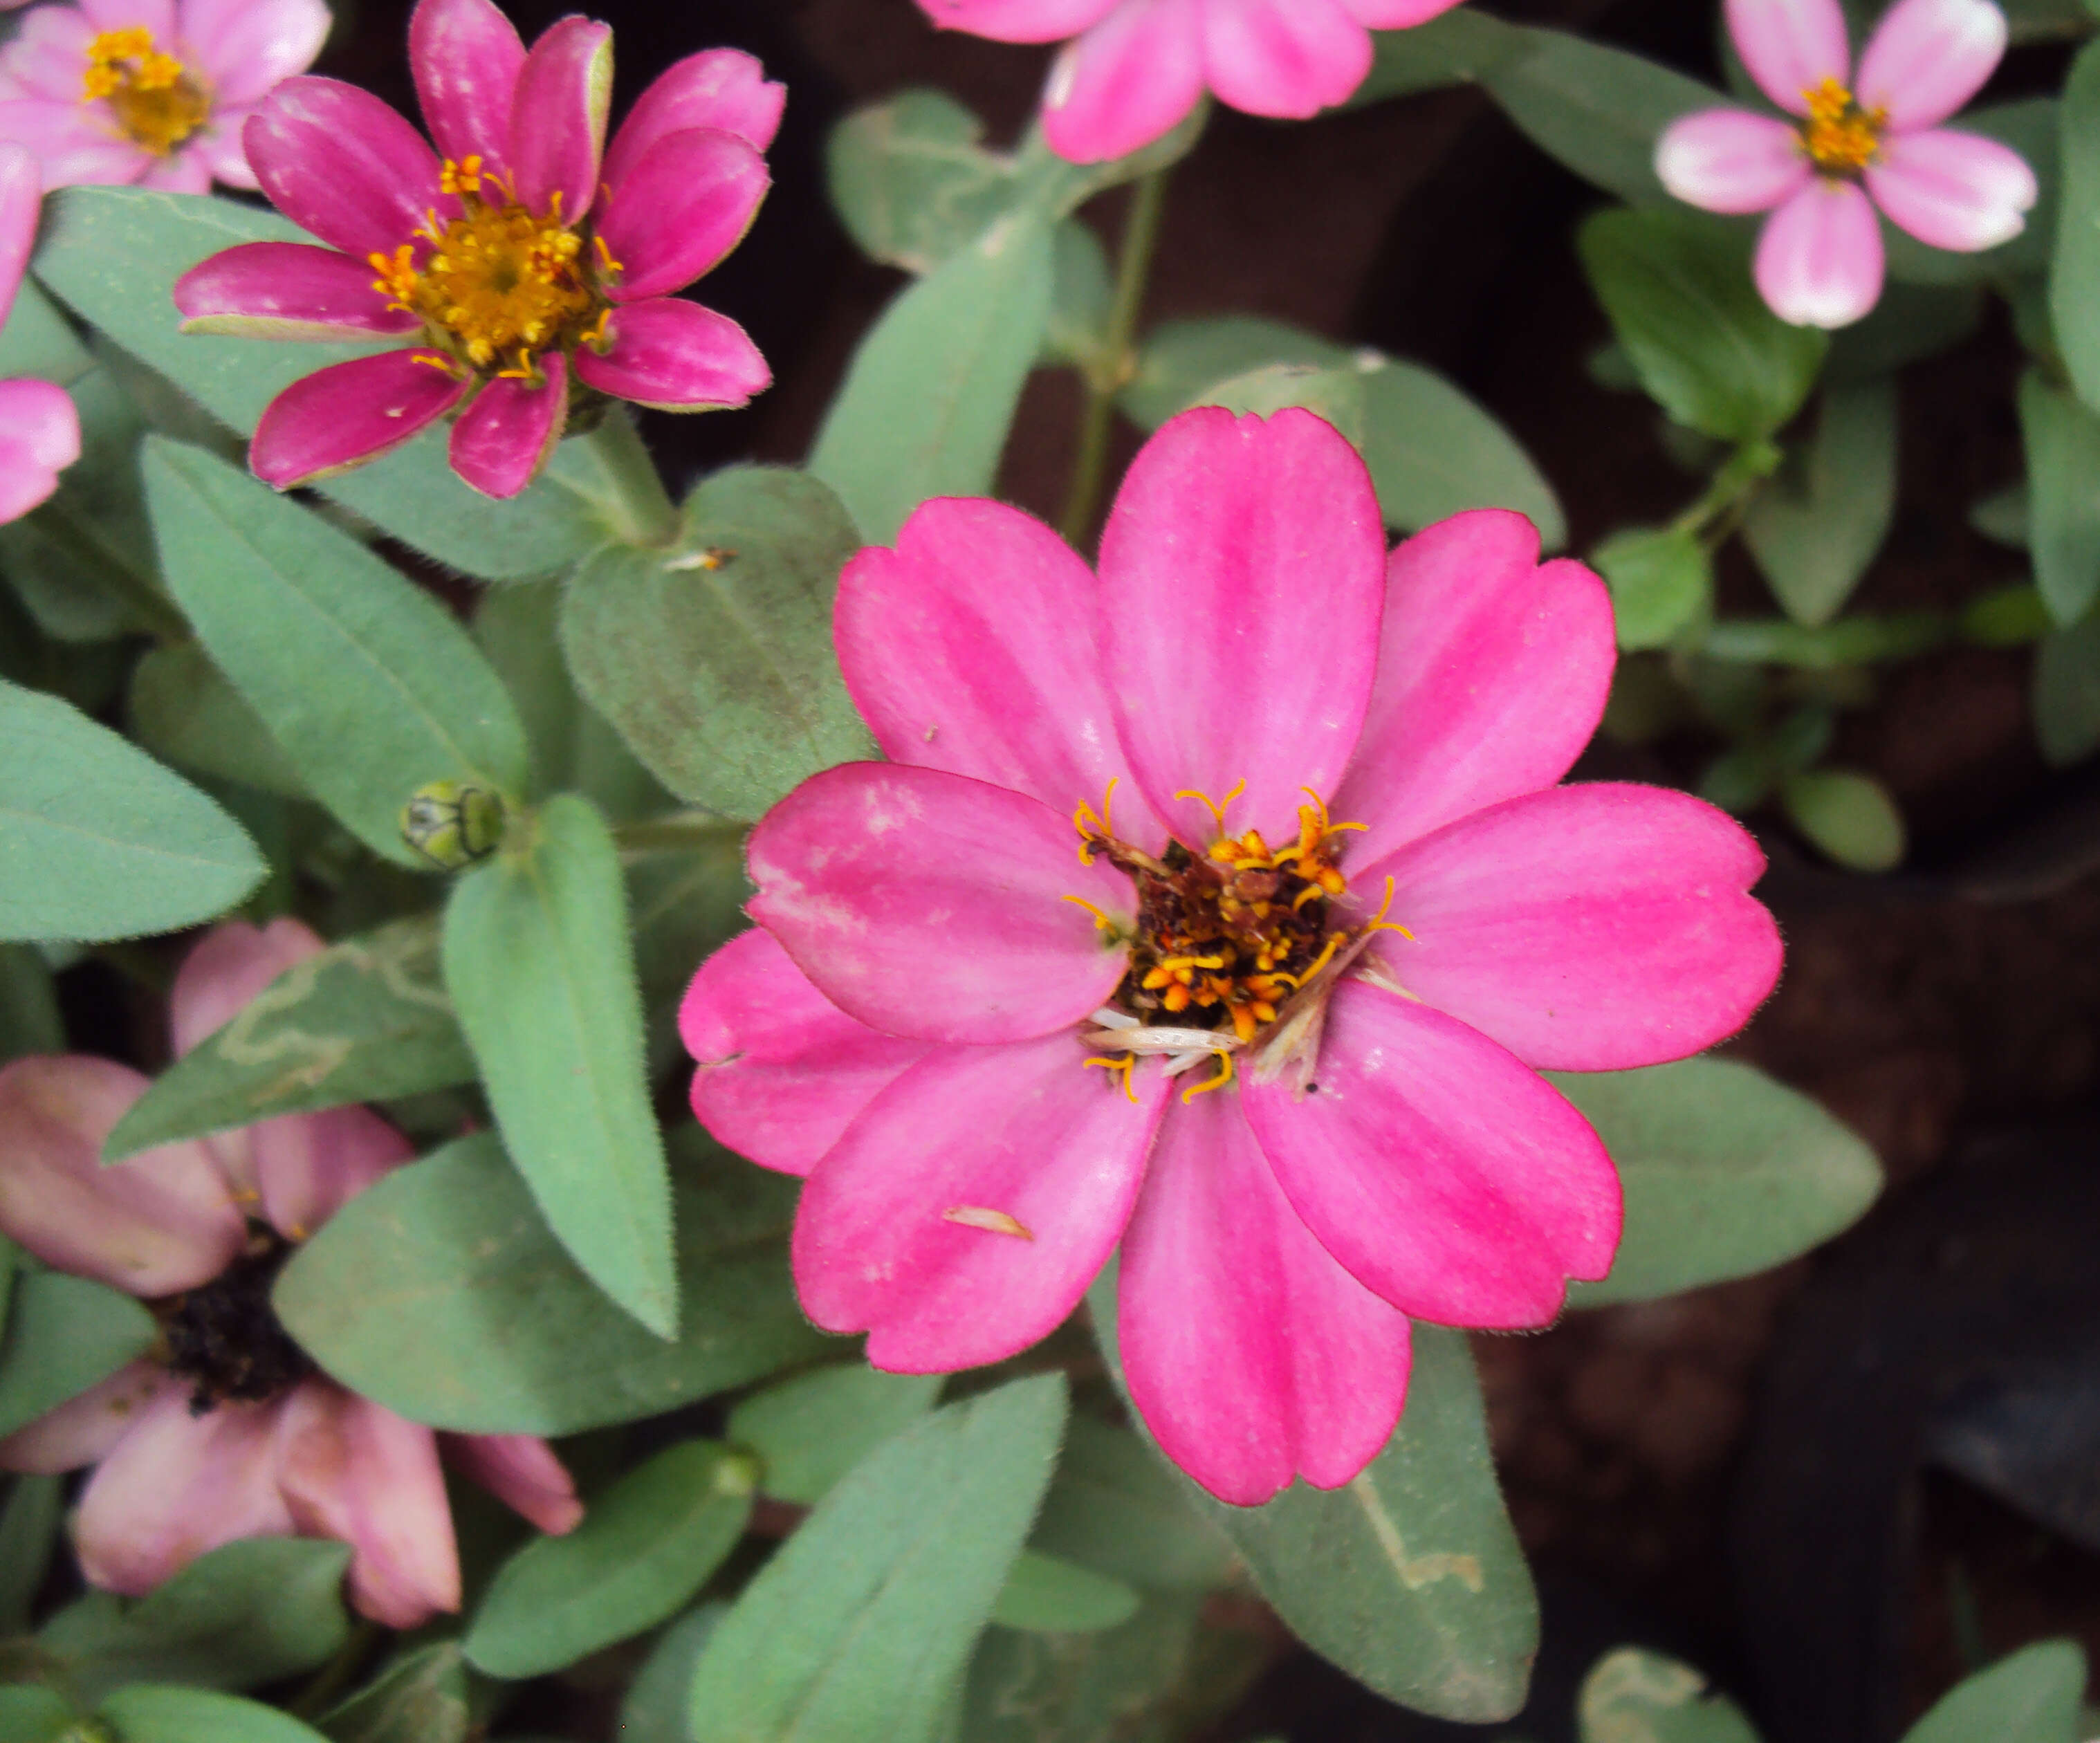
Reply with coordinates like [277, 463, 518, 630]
[400, 781, 505, 869]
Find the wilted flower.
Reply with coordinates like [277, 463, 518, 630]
[916, 0, 1468, 163]
[0, 140, 78, 522]
[1656, 0, 2034, 328]
[681, 406, 1783, 1506]
[0, 0, 328, 192]
[0, 919, 582, 1627]
[174, 0, 777, 499]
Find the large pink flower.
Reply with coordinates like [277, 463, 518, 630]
[0, 919, 582, 1628]
[172, 0, 777, 499]
[0, 139, 78, 521]
[917, 0, 1466, 163]
[679, 407, 1784, 1506]
[1656, 0, 2035, 329]
[0, 0, 327, 192]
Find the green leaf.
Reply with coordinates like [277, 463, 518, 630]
[828, 91, 1020, 275]
[1043, 219, 1114, 372]
[728, 1364, 944, 1506]
[1888, 99, 2058, 288]
[1358, 358, 1565, 548]
[1780, 766, 1906, 872]
[561, 467, 872, 820]
[688, 1376, 1069, 1743]
[466, 1440, 757, 1679]
[1592, 526, 1711, 650]
[0, 275, 94, 385]
[1550, 1057, 1881, 1307]
[127, 641, 307, 800]
[105, 914, 473, 1162]
[1580, 208, 1827, 442]
[1825, 282, 1982, 385]
[98, 1686, 333, 1743]
[1198, 363, 1366, 445]
[1576, 1647, 1760, 1743]
[959, 1592, 1210, 1743]
[2057, 45, 2100, 415]
[0, 1687, 75, 1743]
[1901, 1641, 2087, 1743]
[989, 1552, 1141, 1634]
[142, 438, 531, 865]
[811, 212, 1056, 542]
[1702, 611, 1949, 667]
[1971, 485, 2031, 551]
[2018, 371, 2100, 625]
[620, 1608, 725, 1743]
[0, 946, 63, 1062]
[0, 676, 263, 942]
[1355, 8, 1527, 103]
[0, 1270, 155, 1437]
[0, 1475, 62, 1634]
[1092, 1287, 1536, 1724]
[443, 793, 673, 1336]
[2035, 605, 2100, 764]
[1742, 380, 1897, 626]
[1121, 317, 1348, 431]
[1028, 1417, 1232, 1595]
[627, 833, 753, 1059]
[318, 1643, 470, 1743]
[275, 1131, 825, 1435]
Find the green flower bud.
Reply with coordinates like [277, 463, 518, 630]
[400, 781, 505, 869]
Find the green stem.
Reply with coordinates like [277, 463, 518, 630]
[584, 410, 679, 548]
[1670, 439, 1781, 545]
[613, 811, 741, 854]
[287, 1618, 382, 1720]
[1059, 169, 1170, 548]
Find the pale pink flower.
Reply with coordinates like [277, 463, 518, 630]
[172, 0, 776, 499]
[679, 407, 1784, 1506]
[1657, 0, 2035, 329]
[916, 0, 1468, 163]
[0, 0, 328, 192]
[0, 140, 77, 520]
[0, 919, 582, 1628]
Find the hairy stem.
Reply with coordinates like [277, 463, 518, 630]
[584, 409, 680, 548]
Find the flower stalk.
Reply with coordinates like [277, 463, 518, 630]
[584, 410, 680, 548]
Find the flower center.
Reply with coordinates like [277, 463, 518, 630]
[82, 28, 210, 156]
[369, 157, 619, 383]
[1799, 77, 1885, 176]
[158, 1226, 315, 1413]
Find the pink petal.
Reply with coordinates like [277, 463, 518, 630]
[748, 762, 1134, 1045]
[0, 98, 148, 188]
[252, 1106, 412, 1244]
[140, 150, 212, 193]
[175, 241, 421, 340]
[597, 127, 768, 304]
[0, 379, 78, 524]
[447, 353, 568, 501]
[1755, 176, 1883, 329]
[793, 1030, 1170, 1371]
[1726, 0, 1850, 116]
[171, 917, 325, 1057]
[836, 497, 1166, 852]
[571, 296, 769, 411]
[74, 1392, 295, 1596]
[1118, 1091, 1411, 1506]
[0, 8, 98, 104]
[1043, 0, 1204, 164]
[408, 0, 525, 181]
[604, 48, 784, 189]
[0, 1361, 173, 1475]
[0, 141, 38, 329]
[277, 1383, 461, 1628]
[1243, 981, 1621, 1327]
[1655, 108, 1813, 214]
[1200, 0, 1372, 118]
[81, 0, 174, 36]
[679, 928, 930, 1177]
[914, 0, 1123, 42]
[1866, 126, 2036, 251]
[246, 77, 443, 260]
[1101, 406, 1386, 849]
[250, 349, 469, 489]
[1331, 511, 1615, 872]
[1856, 0, 2005, 131]
[1356, 783, 1783, 1071]
[0, 1056, 243, 1297]
[1342, 0, 1466, 22]
[179, 0, 330, 106]
[507, 15, 609, 222]
[441, 1433, 583, 1536]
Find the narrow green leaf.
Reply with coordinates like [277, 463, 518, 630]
[728, 1364, 943, 1506]
[960, 1592, 1210, 1743]
[688, 1376, 1069, 1743]
[106, 914, 473, 1161]
[1742, 380, 1897, 626]
[0, 1475, 62, 1634]
[1358, 358, 1565, 548]
[1576, 1648, 1760, 1743]
[128, 641, 307, 800]
[1592, 526, 1711, 650]
[989, 1551, 1141, 1635]
[2018, 371, 2100, 625]
[1028, 1416, 1233, 1595]
[2056, 45, 2100, 416]
[1120, 316, 1348, 431]
[443, 794, 673, 1336]
[1780, 766, 1906, 872]
[275, 1131, 826, 1435]
[1551, 1057, 1881, 1307]
[1354, 8, 1527, 103]
[811, 211, 1056, 542]
[467, 1440, 757, 1679]
[561, 467, 872, 820]
[1901, 1640, 2086, 1743]
[620, 1609, 725, 1743]
[1043, 219, 1114, 371]
[98, 1686, 333, 1743]
[318, 1643, 470, 1743]
[0, 676, 262, 942]
[2035, 606, 2100, 764]
[0, 1271, 155, 1437]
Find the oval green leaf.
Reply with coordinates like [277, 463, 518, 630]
[1901, 1640, 2087, 1743]
[98, 1686, 332, 1743]
[989, 1551, 1141, 1635]
[2018, 371, 2100, 626]
[0, 1270, 155, 1437]
[728, 1364, 943, 1506]
[1742, 380, 1897, 627]
[1577, 1648, 1761, 1743]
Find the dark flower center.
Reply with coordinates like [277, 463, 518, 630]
[159, 1228, 315, 1414]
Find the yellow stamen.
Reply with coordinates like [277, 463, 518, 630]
[1175, 780, 1246, 843]
[1365, 875, 1415, 940]
[439, 154, 484, 196]
[1062, 894, 1119, 934]
[1083, 1053, 1139, 1104]
[1074, 777, 1121, 864]
[1800, 76, 1886, 176]
[1154, 952, 1226, 974]
[1181, 1051, 1236, 1103]
[82, 28, 208, 155]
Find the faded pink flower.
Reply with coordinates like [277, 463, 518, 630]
[917, 0, 1467, 163]
[0, 140, 78, 521]
[680, 406, 1784, 1506]
[0, 0, 328, 192]
[173, 0, 776, 499]
[1656, 0, 2035, 329]
[0, 919, 582, 1627]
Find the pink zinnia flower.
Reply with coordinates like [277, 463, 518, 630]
[173, 0, 777, 499]
[679, 407, 1784, 1506]
[0, 919, 582, 1627]
[1656, 0, 2036, 329]
[0, 140, 78, 521]
[917, 0, 1468, 163]
[0, 0, 327, 192]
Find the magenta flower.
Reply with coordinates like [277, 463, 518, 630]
[916, 0, 1468, 163]
[0, 0, 327, 192]
[0, 919, 582, 1627]
[1656, 0, 2035, 329]
[679, 407, 1783, 1506]
[0, 140, 79, 522]
[172, 0, 777, 499]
